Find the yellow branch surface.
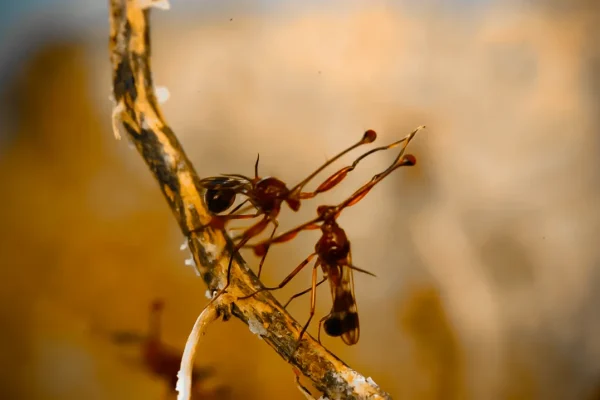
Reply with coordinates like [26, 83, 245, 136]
[108, 1, 392, 398]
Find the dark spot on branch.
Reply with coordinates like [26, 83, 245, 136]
[202, 271, 214, 288]
[137, 128, 179, 194]
[131, 52, 154, 94]
[113, 56, 137, 102]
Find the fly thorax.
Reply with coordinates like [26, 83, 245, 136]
[255, 177, 289, 212]
[322, 240, 350, 265]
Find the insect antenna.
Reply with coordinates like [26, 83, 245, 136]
[254, 153, 260, 179]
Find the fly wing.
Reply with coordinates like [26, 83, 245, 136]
[198, 176, 251, 192]
[323, 256, 360, 345]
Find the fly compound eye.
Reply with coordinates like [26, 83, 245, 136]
[205, 188, 236, 214]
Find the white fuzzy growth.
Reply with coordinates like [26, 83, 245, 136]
[203, 242, 219, 262]
[138, 0, 171, 10]
[111, 101, 125, 140]
[162, 152, 174, 167]
[184, 256, 200, 276]
[184, 256, 195, 268]
[366, 377, 379, 387]
[247, 318, 267, 338]
[325, 369, 381, 398]
[155, 86, 170, 103]
[180, 240, 188, 251]
[204, 290, 212, 300]
[346, 370, 367, 390]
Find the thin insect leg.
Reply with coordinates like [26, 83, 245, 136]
[283, 277, 327, 309]
[298, 143, 398, 200]
[224, 216, 270, 286]
[188, 211, 261, 236]
[256, 219, 279, 279]
[288, 130, 377, 196]
[349, 125, 424, 171]
[216, 212, 262, 238]
[238, 253, 317, 300]
[221, 213, 259, 221]
[245, 220, 321, 257]
[335, 153, 416, 212]
[298, 126, 424, 200]
[208, 215, 271, 305]
[225, 225, 248, 232]
[249, 129, 422, 250]
[296, 263, 320, 345]
[227, 198, 251, 215]
[230, 217, 272, 242]
[317, 313, 332, 345]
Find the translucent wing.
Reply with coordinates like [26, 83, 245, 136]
[323, 252, 360, 345]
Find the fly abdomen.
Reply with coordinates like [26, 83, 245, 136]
[323, 311, 359, 345]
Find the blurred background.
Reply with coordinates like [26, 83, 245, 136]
[1, 0, 599, 399]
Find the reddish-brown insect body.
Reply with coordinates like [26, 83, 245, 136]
[242, 126, 425, 347]
[195, 130, 387, 298]
[316, 220, 349, 265]
[315, 216, 359, 345]
[253, 177, 297, 214]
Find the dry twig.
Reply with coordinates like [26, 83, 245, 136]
[108, 1, 391, 398]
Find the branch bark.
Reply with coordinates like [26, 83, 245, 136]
[108, 1, 391, 398]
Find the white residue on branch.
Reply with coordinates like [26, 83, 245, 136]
[184, 256, 200, 276]
[155, 86, 170, 103]
[202, 241, 219, 262]
[366, 377, 379, 387]
[138, 0, 171, 11]
[326, 368, 384, 399]
[247, 317, 267, 338]
[184, 256, 195, 267]
[111, 101, 125, 140]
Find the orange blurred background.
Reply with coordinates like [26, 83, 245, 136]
[0, 1, 599, 399]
